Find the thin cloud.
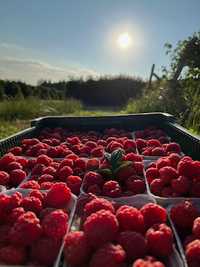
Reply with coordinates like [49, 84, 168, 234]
[0, 42, 24, 51]
[0, 57, 98, 85]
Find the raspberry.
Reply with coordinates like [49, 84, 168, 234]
[20, 180, 40, 190]
[38, 174, 54, 184]
[126, 177, 146, 194]
[57, 166, 73, 181]
[83, 171, 104, 189]
[16, 156, 28, 168]
[147, 139, 161, 147]
[184, 235, 196, 248]
[66, 175, 82, 195]
[151, 147, 165, 156]
[9, 191, 22, 209]
[86, 158, 100, 170]
[0, 171, 10, 186]
[146, 223, 173, 257]
[42, 209, 68, 240]
[0, 245, 26, 265]
[0, 194, 10, 212]
[140, 203, 167, 229]
[89, 243, 126, 267]
[146, 167, 159, 180]
[168, 153, 181, 168]
[64, 231, 91, 266]
[125, 152, 143, 162]
[43, 166, 57, 176]
[7, 161, 22, 171]
[31, 237, 61, 266]
[9, 211, 42, 245]
[0, 153, 16, 167]
[91, 146, 104, 157]
[10, 169, 26, 186]
[150, 179, 164, 196]
[40, 181, 54, 190]
[45, 182, 71, 208]
[134, 162, 144, 175]
[133, 256, 165, 267]
[171, 175, 190, 195]
[87, 184, 102, 195]
[193, 217, 200, 238]
[32, 163, 45, 175]
[124, 139, 136, 152]
[136, 139, 147, 151]
[186, 240, 200, 266]
[156, 158, 171, 170]
[84, 197, 115, 217]
[37, 154, 53, 166]
[170, 201, 199, 229]
[166, 142, 181, 154]
[159, 166, 178, 184]
[9, 146, 22, 155]
[116, 205, 145, 233]
[7, 207, 25, 225]
[177, 157, 193, 177]
[117, 231, 146, 260]
[21, 196, 42, 214]
[103, 180, 122, 198]
[74, 158, 87, 171]
[84, 210, 119, 248]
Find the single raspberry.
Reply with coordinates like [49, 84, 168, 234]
[118, 231, 146, 260]
[0, 171, 10, 186]
[57, 166, 73, 181]
[65, 153, 79, 161]
[87, 184, 102, 195]
[0, 194, 11, 213]
[140, 203, 167, 229]
[9, 211, 42, 245]
[103, 180, 122, 198]
[134, 162, 144, 175]
[60, 158, 74, 168]
[9, 146, 22, 155]
[83, 171, 104, 189]
[84, 197, 115, 217]
[177, 157, 193, 177]
[126, 177, 146, 194]
[156, 158, 171, 170]
[43, 166, 57, 176]
[159, 166, 178, 184]
[116, 205, 145, 233]
[9, 191, 22, 209]
[20, 180, 40, 190]
[86, 158, 100, 170]
[136, 139, 147, 151]
[193, 217, 200, 238]
[74, 158, 87, 171]
[125, 152, 143, 162]
[147, 139, 161, 147]
[146, 223, 173, 257]
[66, 175, 82, 195]
[38, 174, 54, 184]
[171, 175, 190, 195]
[124, 139, 136, 152]
[31, 237, 61, 266]
[166, 142, 181, 154]
[16, 156, 28, 168]
[0, 245, 26, 265]
[37, 154, 53, 166]
[7, 207, 25, 225]
[168, 153, 181, 168]
[152, 147, 166, 156]
[0, 153, 16, 167]
[89, 243, 126, 267]
[133, 256, 165, 267]
[84, 210, 119, 248]
[40, 181, 54, 190]
[10, 169, 27, 186]
[186, 240, 200, 266]
[7, 161, 22, 171]
[64, 231, 91, 266]
[21, 196, 42, 214]
[91, 146, 104, 157]
[150, 179, 164, 196]
[170, 201, 199, 229]
[146, 167, 159, 180]
[45, 182, 71, 208]
[42, 209, 68, 240]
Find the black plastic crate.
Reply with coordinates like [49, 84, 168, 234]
[0, 112, 199, 160]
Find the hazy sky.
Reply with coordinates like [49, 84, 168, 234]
[0, 0, 200, 84]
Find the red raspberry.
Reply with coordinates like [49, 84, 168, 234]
[166, 142, 181, 154]
[84, 171, 104, 189]
[84, 197, 115, 217]
[152, 147, 166, 156]
[10, 169, 26, 186]
[171, 175, 190, 195]
[156, 158, 171, 170]
[42, 209, 68, 240]
[186, 240, 200, 266]
[136, 139, 147, 151]
[103, 180, 122, 198]
[83, 210, 119, 248]
[177, 158, 195, 177]
[16, 156, 28, 168]
[168, 153, 181, 168]
[184, 235, 196, 248]
[116, 205, 145, 233]
[57, 166, 73, 181]
[140, 203, 167, 229]
[147, 139, 161, 147]
[87, 184, 102, 195]
[20, 180, 40, 189]
[91, 146, 104, 157]
[9, 211, 42, 245]
[45, 182, 71, 208]
[134, 162, 144, 175]
[150, 179, 164, 196]
[126, 177, 146, 194]
[21, 196, 42, 214]
[66, 175, 82, 195]
[43, 166, 57, 176]
[7, 207, 25, 225]
[64, 231, 91, 266]
[38, 174, 54, 184]
[146, 167, 159, 180]
[40, 181, 54, 190]
[0, 194, 10, 213]
[117, 231, 146, 260]
[125, 152, 143, 162]
[86, 158, 100, 170]
[74, 158, 87, 171]
[32, 163, 46, 175]
[89, 243, 126, 267]
[7, 161, 22, 171]
[0, 171, 10, 185]
[29, 190, 44, 202]
[146, 223, 173, 257]
[9, 146, 22, 155]
[193, 217, 200, 238]
[0, 153, 16, 167]
[133, 256, 165, 267]
[170, 201, 199, 230]
[0, 245, 26, 265]
[9, 191, 22, 209]
[159, 166, 178, 185]
[124, 139, 136, 152]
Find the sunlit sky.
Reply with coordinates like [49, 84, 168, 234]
[0, 0, 200, 84]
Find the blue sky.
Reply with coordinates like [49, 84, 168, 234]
[0, 0, 200, 84]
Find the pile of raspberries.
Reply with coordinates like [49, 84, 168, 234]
[146, 154, 200, 197]
[64, 196, 174, 267]
[0, 182, 71, 266]
[170, 201, 200, 267]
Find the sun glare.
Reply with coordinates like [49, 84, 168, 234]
[117, 32, 131, 49]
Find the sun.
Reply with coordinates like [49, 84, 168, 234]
[117, 32, 131, 49]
